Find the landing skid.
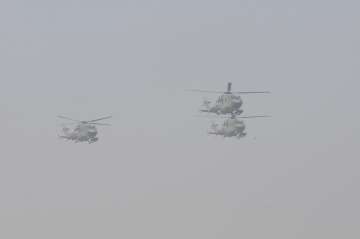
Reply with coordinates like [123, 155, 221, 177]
[234, 109, 243, 115]
[88, 138, 99, 144]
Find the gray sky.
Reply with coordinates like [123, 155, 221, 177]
[1, 0, 359, 238]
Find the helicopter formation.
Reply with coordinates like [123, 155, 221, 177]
[57, 82, 270, 143]
[188, 82, 270, 138]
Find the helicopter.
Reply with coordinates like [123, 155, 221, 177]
[188, 82, 270, 115]
[57, 115, 112, 143]
[207, 113, 270, 138]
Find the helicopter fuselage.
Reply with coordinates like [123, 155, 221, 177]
[202, 93, 243, 115]
[209, 118, 246, 138]
[57, 115, 111, 144]
[60, 124, 99, 143]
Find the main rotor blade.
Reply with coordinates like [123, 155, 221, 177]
[237, 115, 271, 119]
[57, 115, 81, 122]
[194, 114, 271, 119]
[58, 122, 77, 126]
[88, 116, 112, 122]
[232, 91, 271, 94]
[89, 122, 112, 126]
[186, 89, 225, 94]
[186, 89, 270, 94]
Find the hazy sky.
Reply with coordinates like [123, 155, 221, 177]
[1, 0, 359, 238]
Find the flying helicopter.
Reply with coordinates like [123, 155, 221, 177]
[188, 82, 270, 115]
[207, 113, 270, 139]
[57, 115, 112, 144]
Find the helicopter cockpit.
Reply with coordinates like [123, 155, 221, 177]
[216, 94, 232, 104]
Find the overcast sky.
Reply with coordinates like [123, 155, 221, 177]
[1, 0, 359, 238]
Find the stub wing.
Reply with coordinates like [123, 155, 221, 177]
[200, 109, 211, 113]
[58, 135, 70, 140]
[208, 131, 222, 135]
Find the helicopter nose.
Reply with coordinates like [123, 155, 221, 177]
[88, 130, 97, 136]
[234, 99, 242, 106]
[235, 122, 245, 128]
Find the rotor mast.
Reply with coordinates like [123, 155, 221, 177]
[226, 82, 232, 93]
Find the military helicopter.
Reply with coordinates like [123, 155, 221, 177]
[188, 82, 270, 115]
[57, 115, 112, 143]
[207, 113, 270, 138]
